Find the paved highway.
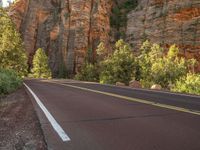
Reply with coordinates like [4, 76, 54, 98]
[24, 79, 200, 150]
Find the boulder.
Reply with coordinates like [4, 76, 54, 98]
[151, 84, 162, 90]
[116, 82, 125, 86]
[129, 80, 142, 88]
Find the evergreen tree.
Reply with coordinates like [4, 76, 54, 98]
[75, 62, 99, 82]
[0, 8, 28, 76]
[31, 48, 51, 78]
[137, 42, 188, 88]
[100, 39, 135, 85]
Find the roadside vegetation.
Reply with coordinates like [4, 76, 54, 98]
[76, 39, 200, 95]
[0, 3, 199, 96]
[0, 7, 27, 95]
[31, 48, 51, 79]
[0, 69, 22, 95]
[0, 7, 51, 95]
[172, 73, 200, 95]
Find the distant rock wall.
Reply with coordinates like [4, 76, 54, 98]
[9, 0, 112, 77]
[126, 0, 200, 70]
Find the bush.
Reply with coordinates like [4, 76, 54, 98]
[171, 73, 200, 95]
[0, 8, 28, 76]
[100, 39, 135, 85]
[31, 48, 51, 79]
[0, 69, 22, 95]
[75, 62, 99, 82]
[137, 42, 188, 88]
[150, 56, 187, 89]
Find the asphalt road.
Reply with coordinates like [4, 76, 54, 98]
[24, 79, 200, 150]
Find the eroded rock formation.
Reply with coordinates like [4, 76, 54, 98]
[9, 0, 112, 77]
[126, 0, 200, 70]
[9, 0, 200, 75]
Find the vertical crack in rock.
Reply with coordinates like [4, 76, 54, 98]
[9, 0, 112, 76]
[9, 0, 200, 75]
[88, 0, 94, 49]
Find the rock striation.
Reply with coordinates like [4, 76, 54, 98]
[9, 0, 112, 77]
[126, 0, 200, 70]
[9, 0, 200, 75]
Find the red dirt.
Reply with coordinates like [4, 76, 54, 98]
[0, 87, 47, 150]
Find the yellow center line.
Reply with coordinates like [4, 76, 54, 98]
[46, 81, 200, 116]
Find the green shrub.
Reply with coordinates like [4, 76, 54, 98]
[0, 69, 22, 95]
[31, 48, 51, 79]
[137, 42, 188, 88]
[171, 73, 200, 95]
[0, 8, 28, 76]
[75, 62, 99, 82]
[100, 39, 135, 85]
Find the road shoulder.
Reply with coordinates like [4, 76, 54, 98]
[0, 87, 47, 149]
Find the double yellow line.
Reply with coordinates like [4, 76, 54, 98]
[47, 81, 200, 116]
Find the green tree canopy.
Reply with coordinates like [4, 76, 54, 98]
[96, 42, 108, 58]
[0, 8, 28, 76]
[31, 48, 51, 79]
[172, 73, 200, 95]
[137, 42, 189, 88]
[100, 39, 135, 85]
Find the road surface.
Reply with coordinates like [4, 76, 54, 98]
[24, 79, 200, 150]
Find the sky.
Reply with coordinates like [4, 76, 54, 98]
[2, 0, 14, 7]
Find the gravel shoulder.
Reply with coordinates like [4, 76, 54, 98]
[0, 87, 47, 150]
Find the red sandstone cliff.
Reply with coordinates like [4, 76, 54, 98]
[9, 0, 112, 77]
[9, 0, 200, 75]
[126, 0, 200, 70]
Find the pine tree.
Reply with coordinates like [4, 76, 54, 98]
[0, 8, 28, 76]
[100, 39, 135, 85]
[31, 48, 51, 79]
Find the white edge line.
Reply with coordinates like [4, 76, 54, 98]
[23, 83, 70, 142]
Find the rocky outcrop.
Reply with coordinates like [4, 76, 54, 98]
[129, 80, 142, 88]
[126, 0, 200, 70]
[9, 0, 112, 77]
[9, 0, 200, 76]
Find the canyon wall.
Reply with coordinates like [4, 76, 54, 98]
[126, 0, 200, 70]
[9, 0, 200, 76]
[9, 0, 112, 77]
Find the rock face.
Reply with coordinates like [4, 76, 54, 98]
[126, 0, 200, 70]
[9, 0, 112, 77]
[9, 0, 200, 76]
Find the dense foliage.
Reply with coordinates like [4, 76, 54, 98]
[172, 73, 200, 95]
[75, 39, 135, 84]
[31, 48, 51, 79]
[75, 39, 200, 95]
[75, 62, 99, 82]
[0, 68, 22, 95]
[137, 42, 188, 88]
[0, 8, 28, 76]
[100, 39, 135, 85]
